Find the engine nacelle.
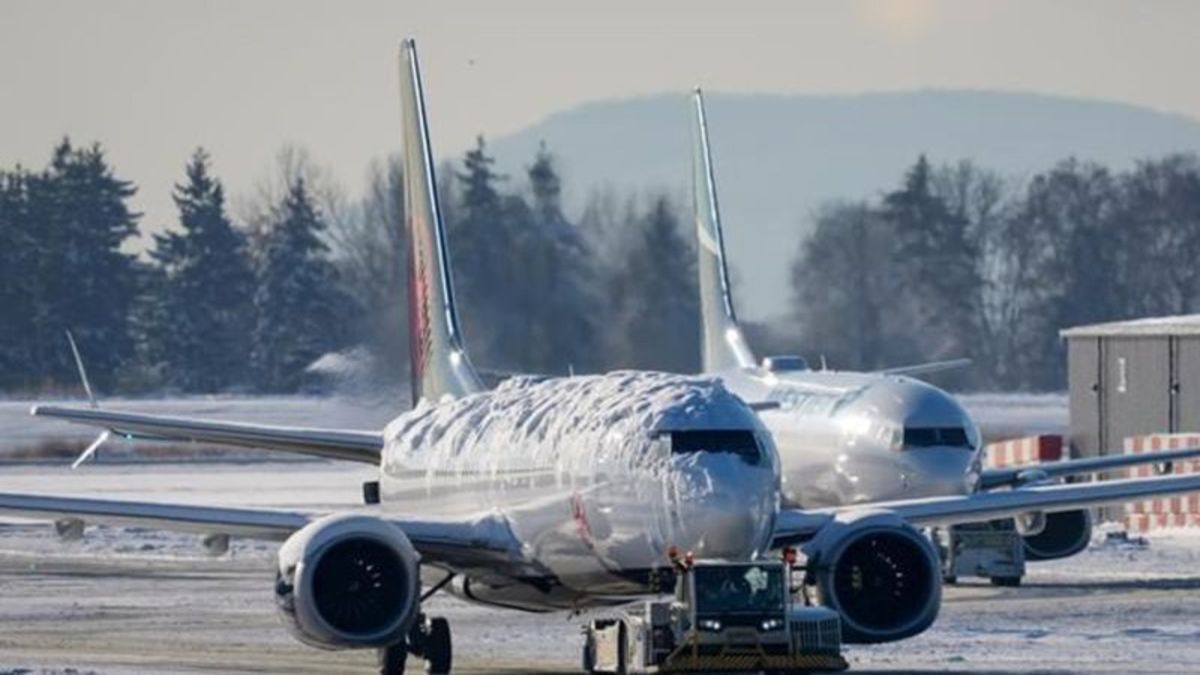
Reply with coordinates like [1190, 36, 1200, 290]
[803, 511, 942, 644]
[1014, 511, 1047, 537]
[1022, 509, 1093, 561]
[275, 514, 421, 650]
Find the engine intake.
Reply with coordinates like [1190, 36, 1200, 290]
[804, 512, 942, 644]
[275, 514, 420, 649]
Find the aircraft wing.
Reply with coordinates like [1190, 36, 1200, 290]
[0, 492, 519, 570]
[773, 472, 1200, 546]
[873, 358, 972, 377]
[32, 405, 383, 464]
[978, 445, 1200, 490]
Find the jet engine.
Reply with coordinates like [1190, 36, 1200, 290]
[1021, 509, 1093, 561]
[275, 514, 421, 650]
[803, 512, 942, 644]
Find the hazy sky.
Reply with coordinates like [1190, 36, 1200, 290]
[4, 0, 1200, 236]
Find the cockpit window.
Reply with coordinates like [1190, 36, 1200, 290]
[904, 426, 972, 449]
[670, 430, 762, 465]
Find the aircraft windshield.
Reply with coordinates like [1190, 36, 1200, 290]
[903, 426, 972, 449]
[670, 430, 762, 465]
[693, 564, 785, 614]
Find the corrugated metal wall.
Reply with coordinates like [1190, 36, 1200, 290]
[1067, 332, 1200, 522]
[1175, 338, 1200, 433]
[1068, 334, 1200, 459]
[1102, 337, 1171, 458]
[1067, 338, 1102, 459]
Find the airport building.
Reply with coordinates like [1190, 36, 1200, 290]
[1061, 315, 1200, 459]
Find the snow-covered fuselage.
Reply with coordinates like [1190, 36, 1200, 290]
[720, 368, 983, 509]
[376, 371, 779, 611]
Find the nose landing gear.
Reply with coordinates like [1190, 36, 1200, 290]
[378, 614, 452, 674]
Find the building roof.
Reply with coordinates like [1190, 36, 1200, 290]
[1060, 314, 1200, 338]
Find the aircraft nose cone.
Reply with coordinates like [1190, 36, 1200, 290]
[693, 507, 765, 559]
[669, 453, 776, 560]
[897, 448, 977, 498]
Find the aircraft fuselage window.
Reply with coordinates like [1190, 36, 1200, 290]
[669, 430, 762, 465]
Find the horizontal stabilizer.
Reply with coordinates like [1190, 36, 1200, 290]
[875, 358, 973, 378]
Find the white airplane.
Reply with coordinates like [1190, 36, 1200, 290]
[4, 42, 1200, 673]
[688, 87, 1200, 563]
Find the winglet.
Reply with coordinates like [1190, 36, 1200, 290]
[691, 89, 756, 373]
[65, 330, 98, 409]
[61, 331, 109, 468]
[398, 39, 484, 405]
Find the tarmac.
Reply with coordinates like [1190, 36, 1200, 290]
[1, 542, 1199, 674]
[0, 462, 1197, 674]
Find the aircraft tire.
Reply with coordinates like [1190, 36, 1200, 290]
[582, 632, 597, 673]
[378, 642, 407, 675]
[424, 616, 452, 674]
[615, 620, 628, 675]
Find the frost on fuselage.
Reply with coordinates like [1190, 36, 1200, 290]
[382, 370, 764, 480]
[381, 371, 778, 575]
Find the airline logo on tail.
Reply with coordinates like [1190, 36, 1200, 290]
[407, 216, 433, 398]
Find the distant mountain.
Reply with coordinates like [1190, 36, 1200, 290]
[485, 90, 1200, 320]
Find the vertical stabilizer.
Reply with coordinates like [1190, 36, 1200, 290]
[399, 40, 484, 404]
[692, 89, 756, 372]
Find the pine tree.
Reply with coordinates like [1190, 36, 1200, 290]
[328, 157, 408, 385]
[515, 144, 600, 373]
[446, 136, 513, 367]
[528, 142, 562, 224]
[0, 169, 37, 388]
[790, 202, 920, 371]
[28, 139, 141, 391]
[147, 149, 255, 391]
[252, 177, 351, 392]
[882, 156, 983, 360]
[1016, 159, 1122, 388]
[457, 136, 502, 218]
[606, 195, 699, 373]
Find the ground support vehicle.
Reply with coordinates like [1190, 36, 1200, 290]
[933, 520, 1025, 587]
[584, 558, 847, 673]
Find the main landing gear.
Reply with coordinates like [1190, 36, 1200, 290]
[379, 614, 452, 674]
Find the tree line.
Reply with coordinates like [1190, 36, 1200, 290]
[2, 136, 1198, 395]
[0, 137, 699, 396]
[790, 154, 1200, 391]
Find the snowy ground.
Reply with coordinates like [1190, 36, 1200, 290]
[0, 462, 1197, 674]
